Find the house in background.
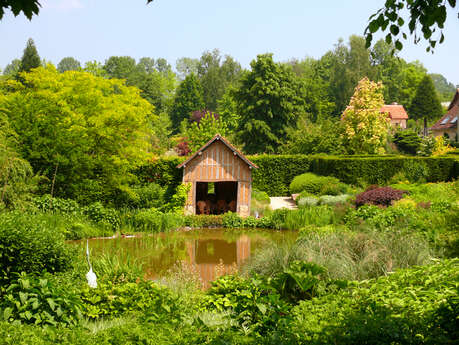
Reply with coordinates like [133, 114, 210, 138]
[381, 102, 409, 129]
[430, 89, 459, 142]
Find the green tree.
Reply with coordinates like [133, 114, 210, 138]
[409, 75, 443, 121]
[197, 49, 242, 111]
[184, 111, 228, 153]
[176, 57, 199, 80]
[234, 54, 306, 154]
[341, 77, 390, 154]
[0, 66, 153, 204]
[0, 110, 36, 209]
[19, 38, 41, 73]
[169, 73, 204, 133]
[103, 56, 137, 80]
[3, 59, 21, 76]
[83, 60, 108, 78]
[57, 57, 81, 73]
[429, 73, 457, 102]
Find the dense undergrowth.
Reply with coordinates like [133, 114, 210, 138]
[0, 181, 458, 344]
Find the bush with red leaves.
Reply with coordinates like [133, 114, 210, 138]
[355, 187, 407, 208]
[175, 140, 191, 156]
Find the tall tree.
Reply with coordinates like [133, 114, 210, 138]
[19, 38, 41, 73]
[409, 75, 443, 122]
[176, 57, 199, 80]
[57, 57, 81, 73]
[429, 73, 457, 102]
[3, 59, 21, 76]
[341, 77, 390, 154]
[234, 53, 306, 154]
[103, 56, 137, 80]
[169, 73, 204, 133]
[0, 65, 153, 203]
[197, 49, 242, 111]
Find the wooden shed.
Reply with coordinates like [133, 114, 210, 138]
[177, 134, 258, 217]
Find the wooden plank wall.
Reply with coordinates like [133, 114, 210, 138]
[183, 141, 251, 183]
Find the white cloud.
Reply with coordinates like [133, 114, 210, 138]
[41, 0, 84, 11]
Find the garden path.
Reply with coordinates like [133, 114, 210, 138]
[269, 197, 298, 210]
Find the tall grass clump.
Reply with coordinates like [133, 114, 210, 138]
[245, 228, 432, 281]
[283, 205, 338, 230]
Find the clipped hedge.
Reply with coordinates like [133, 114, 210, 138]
[137, 155, 459, 196]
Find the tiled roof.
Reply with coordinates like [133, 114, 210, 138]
[430, 89, 459, 131]
[380, 104, 409, 120]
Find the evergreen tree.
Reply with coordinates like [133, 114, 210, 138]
[409, 75, 443, 121]
[234, 54, 306, 154]
[169, 73, 204, 133]
[19, 38, 41, 73]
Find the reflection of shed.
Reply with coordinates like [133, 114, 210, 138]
[186, 235, 251, 288]
[177, 134, 258, 217]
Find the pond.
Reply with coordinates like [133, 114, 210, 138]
[75, 229, 297, 288]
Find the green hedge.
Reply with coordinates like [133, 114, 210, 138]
[137, 155, 459, 196]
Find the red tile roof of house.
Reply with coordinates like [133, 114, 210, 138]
[380, 103, 409, 120]
[430, 89, 459, 131]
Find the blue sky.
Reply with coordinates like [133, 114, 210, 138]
[1, 0, 458, 85]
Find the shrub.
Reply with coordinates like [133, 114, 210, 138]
[83, 202, 120, 230]
[1, 273, 82, 327]
[32, 195, 81, 215]
[80, 280, 182, 323]
[289, 173, 343, 195]
[0, 212, 74, 285]
[221, 212, 243, 228]
[393, 130, 422, 155]
[251, 189, 270, 204]
[355, 186, 407, 207]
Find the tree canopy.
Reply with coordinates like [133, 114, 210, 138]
[409, 75, 443, 121]
[234, 53, 306, 154]
[0, 66, 153, 203]
[365, 0, 458, 51]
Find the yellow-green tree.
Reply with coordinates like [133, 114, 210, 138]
[341, 77, 390, 154]
[0, 65, 153, 203]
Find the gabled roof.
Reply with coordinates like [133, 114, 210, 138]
[430, 89, 459, 131]
[177, 134, 258, 169]
[380, 103, 409, 120]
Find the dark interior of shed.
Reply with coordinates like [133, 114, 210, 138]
[195, 181, 238, 215]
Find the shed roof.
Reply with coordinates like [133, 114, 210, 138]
[177, 134, 258, 169]
[380, 103, 409, 120]
[430, 89, 459, 131]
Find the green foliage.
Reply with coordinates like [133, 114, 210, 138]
[0, 212, 74, 285]
[121, 208, 184, 233]
[282, 117, 345, 155]
[19, 38, 41, 73]
[204, 274, 292, 335]
[409, 75, 443, 121]
[430, 73, 457, 102]
[234, 53, 307, 154]
[290, 259, 459, 344]
[393, 129, 422, 155]
[80, 280, 181, 322]
[166, 182, 191, 213]
[365, 0, 456, 52]
[0, 66, 153, 204]
[1, 273, 82, 327]
[82, 203, 120, 230]
[289, 172, 344, 195]
[57, 57, 81, 73]
[184, 111, 228, 153]
[170, 73, 204, 133]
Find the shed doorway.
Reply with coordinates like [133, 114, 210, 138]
[195, 181, 238, 215]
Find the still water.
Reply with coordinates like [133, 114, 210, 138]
[77, 229, 297, 287]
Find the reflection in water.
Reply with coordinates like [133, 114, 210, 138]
[75, 229, 296, 288]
